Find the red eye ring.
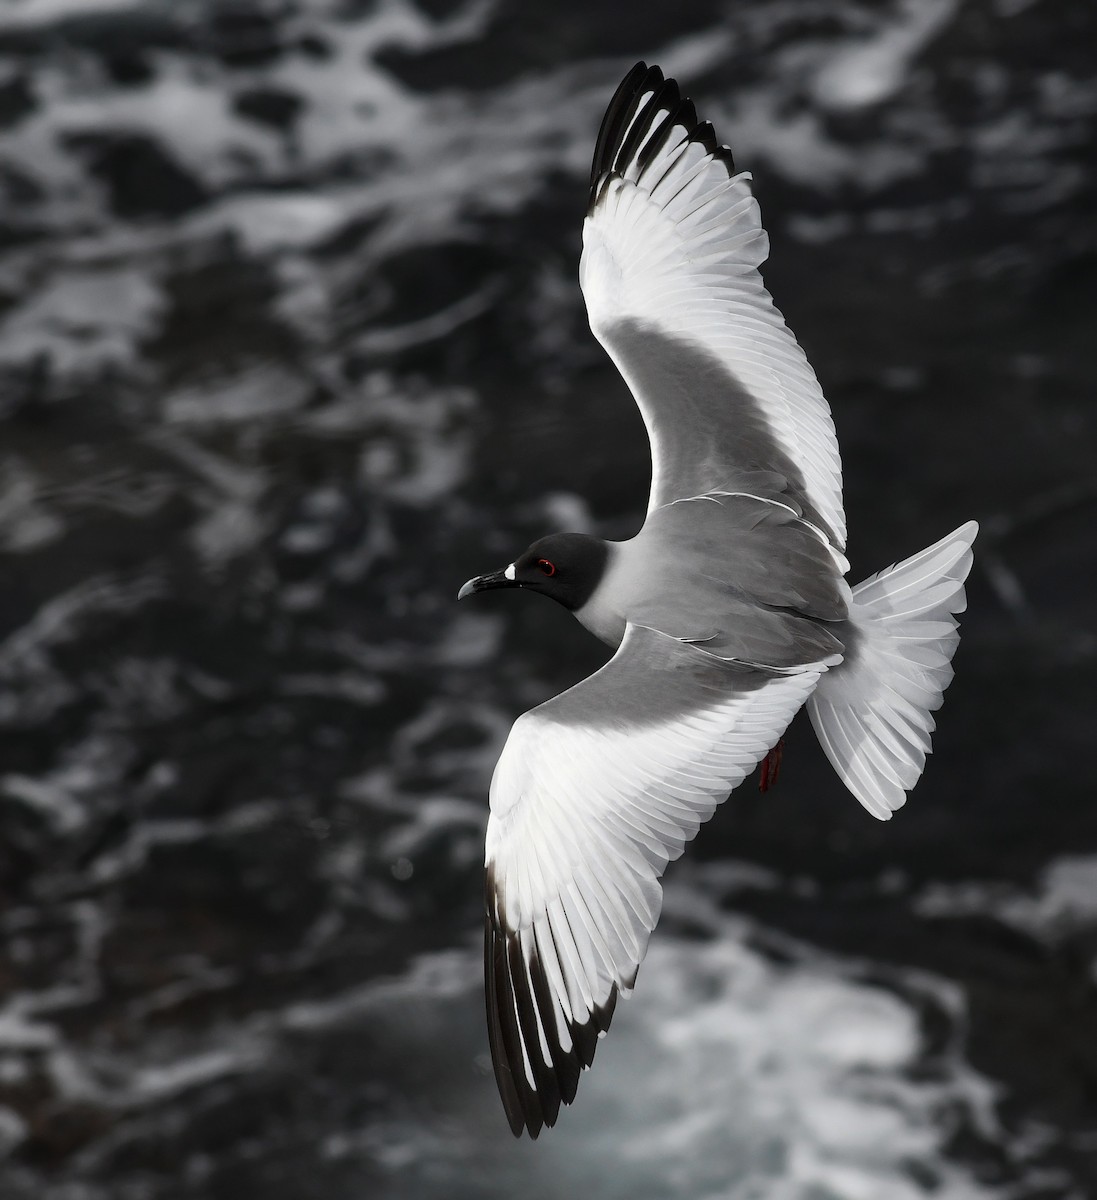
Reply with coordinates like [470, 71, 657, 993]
[536, 558, 556, 577]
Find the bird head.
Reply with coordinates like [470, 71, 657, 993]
[457, 532, 609, 612]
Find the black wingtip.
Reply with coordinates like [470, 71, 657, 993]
[484, 915, 527, 1137]
[507, 935, 563, 1128]
[589, 61, 652, 187]
[588, 63, 736, 215]
[616, 76, 680, 177]
[483, 866, 631, 1138]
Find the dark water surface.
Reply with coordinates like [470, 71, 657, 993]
[0, 1, 1095, 1196]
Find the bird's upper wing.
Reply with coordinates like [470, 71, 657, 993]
[484, 624, 825, 1136]
[580, 62, 846, 549]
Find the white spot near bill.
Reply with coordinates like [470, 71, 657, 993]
[504, 563, 516, 580]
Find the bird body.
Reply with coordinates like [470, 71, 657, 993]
[458, 62, 977, 1138]
[572, 492, 849, 664]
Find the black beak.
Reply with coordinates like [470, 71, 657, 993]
[457, 569, 518, 601]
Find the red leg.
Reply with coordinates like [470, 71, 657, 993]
[759, 738, 784, 793]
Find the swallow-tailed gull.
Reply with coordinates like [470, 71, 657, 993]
[458, 62, 977, 1138]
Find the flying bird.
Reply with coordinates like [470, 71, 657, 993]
[458, 62, 977, 1138]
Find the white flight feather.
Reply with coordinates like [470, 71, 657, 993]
[581, 142, 846, 548]
[485, 625, 825, 1052]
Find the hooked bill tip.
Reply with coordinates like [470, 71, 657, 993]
[456, 567, 516, 601]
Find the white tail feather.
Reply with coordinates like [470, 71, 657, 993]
[807, 521, 978, 819]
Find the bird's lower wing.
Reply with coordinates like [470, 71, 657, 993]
[484, 625, 825, 1136]
[580, 63, 846, 548]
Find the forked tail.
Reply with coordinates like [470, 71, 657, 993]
[807, 521, 978, 819]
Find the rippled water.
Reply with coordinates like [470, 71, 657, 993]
[1, 0, 1096, 1196]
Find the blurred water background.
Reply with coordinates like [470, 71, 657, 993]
[0, 0, 1095, 1196]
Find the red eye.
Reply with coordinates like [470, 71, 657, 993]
[536, 558, 556, 577]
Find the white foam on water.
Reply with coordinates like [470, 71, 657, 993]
[349, 378, 478, 505]
[1, 0, 1072, 408]
[138, 429, 274, 566]
[717, 83, 929, 190]
[0, 264, 164, 374]
[0, 576, 165, 729]
[433, 611, 505, 668]
[306, 870, 1010, 1200]
[1, 0, 1082, 335]
[128, 1045, 268, 1103]
[0, 1107, 29, 1156]
[0, 5, 722, 291]
[0, 1012, 59, 1052]
[163, 364, 312, 427]
[2, 0, 142, 24]
[1, 771, 89, 834]
[198, 192, 350, 256]
[917, 854, 1097, 940]
[0, 460, 66, 551]
[809, 0, 958, 113]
